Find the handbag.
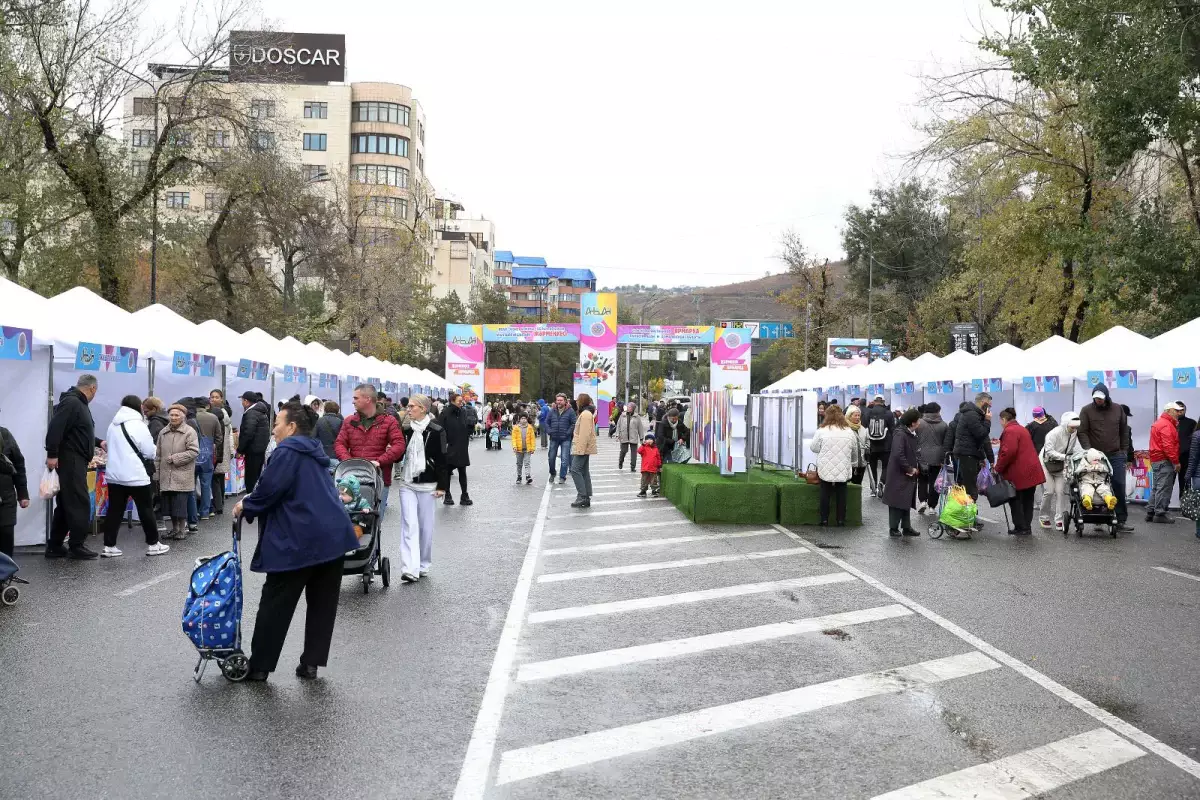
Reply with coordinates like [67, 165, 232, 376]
[671, 440, 691, 464]
[804, 463, 821, 485]
[1044, 433, 1074, 474]
[984, 476, 1016, 507]
[119, 422, 155, 479]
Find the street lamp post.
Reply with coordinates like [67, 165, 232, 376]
[534, 277, 549, 399]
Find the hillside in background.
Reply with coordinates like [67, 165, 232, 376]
[606, 259, 851, 325]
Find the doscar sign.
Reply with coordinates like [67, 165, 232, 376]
[229, 31, 346, 84]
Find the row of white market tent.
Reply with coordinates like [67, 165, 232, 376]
[761, 323, 1200, 450]
[0, 278, 455, 547]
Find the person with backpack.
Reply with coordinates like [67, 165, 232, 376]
[101, 395, 169, 557]
[862, 395, 894, 496]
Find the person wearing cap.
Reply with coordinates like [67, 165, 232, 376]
[1147, 402, 1183, 523]
[1025, 407, 1057, 455]
[1038, 411, 1082, 531]
[1176, 401, 1195, 481]
[1077, 385, 1133, 532]
[237, 391, 272, 493]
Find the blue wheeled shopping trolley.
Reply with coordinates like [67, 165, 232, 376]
[0, 552, 28, 606]
[182, 517, 249, 682]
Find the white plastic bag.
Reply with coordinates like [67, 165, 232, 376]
[39, 467, 60, 499]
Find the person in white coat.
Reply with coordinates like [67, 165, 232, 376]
[102, 395, 170, 557]
[846, 406, 870, 486]
[810, 405, 863, 527]
[1039, 411, 1083, 532]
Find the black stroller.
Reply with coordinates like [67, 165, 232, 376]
[1066, 451, 1119, 537]
[335, 458, 391, 592]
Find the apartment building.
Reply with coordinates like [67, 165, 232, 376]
[431, 199, 495, 302]
[493, 251, 596, 317]
[122, 31, 436, 272]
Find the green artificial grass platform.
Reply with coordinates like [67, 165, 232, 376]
[658, 463, 862, 526]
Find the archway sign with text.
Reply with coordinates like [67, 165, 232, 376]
[444, 294, 751, 417]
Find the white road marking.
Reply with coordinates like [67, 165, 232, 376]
[114, 570, 182, 597]
[976, 514, 1000, 524]
[549, 507, 674, 519]
[451, 479, 554, 800]
[870, 728, 1144, 799]
[545, 519, 692, 536]
[581, 498, 668, 506]
[537, 546, 808, 583]
[495, 651, 999, 785]
[582, 491, 650, 498]
[527, 572, 856, 623]
[542, 529, 781, 555]
[517, 603, 912, 681]
[772, 523, 1200, 781]
[1153, 566, 1200, 584]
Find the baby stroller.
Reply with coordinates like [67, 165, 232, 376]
[1066, 450, 1119, 537]
[183, 517, 249, 682]
[335, 458, 391, 592]
[0, 552, 28, 606]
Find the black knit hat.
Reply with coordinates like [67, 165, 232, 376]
[900, 408, 921, 427]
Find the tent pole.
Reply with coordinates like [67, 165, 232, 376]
[44, 344, 54, 545]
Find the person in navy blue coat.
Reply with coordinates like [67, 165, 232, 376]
[233, 399, 359, 682]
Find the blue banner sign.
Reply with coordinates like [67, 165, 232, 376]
[76, 342, 138, 373]
[0, 326, 32, 361]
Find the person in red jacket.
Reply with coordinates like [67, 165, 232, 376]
[994, 407, 1045, 536]
[1147, 402, 1183, 523]
[636, 433, 663, 498]
[334, 383, 405, 516]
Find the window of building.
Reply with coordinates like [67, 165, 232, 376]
[350, 133, 409, 157]
[165, 191, 190, 209]
[351, 101, 410, 125]
[351, 164, 408, 188]
[209, 98, 232, 114]
[131, 129, 155, 147]
[131, 160, 148, 178]
[417, 151, 425, 174]
[167, 130, 192, 147]
[249, 130, 275, 151]
[302, 132, 327, 151]
[368, 196, 407, 218]
[207, 129, 230, 148]
[133, 97, 155, 117]
[419, 120, 425, 144]
[303, 101, 328, 119]
[249, 99, 275, 119]
[301, 164, 327, 182]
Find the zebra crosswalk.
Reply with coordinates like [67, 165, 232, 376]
[455, 440, 1200, 799]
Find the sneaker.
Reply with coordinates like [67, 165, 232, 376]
[888, 529, 902, 538]
[168, 529, 189, 541]
[1115, 523, 1135, 533]
[526, 477, 533, 485]
[902, 528, 921, 537]
[67, 545, 99, 560]
[200, 514, 211, 521]
[1039, 516, 1052, 529]
[570, 498, 590, 508]
[637, 490, 647, 498]
[187, 524, 199, 534]
[516, 477, 523, 484]
[146, 542, 171, 556]
[419, 570, 429, 578]
[45, 544, 68, 558]
[101, 546, 123, 558]
[400, 572, 418, 583]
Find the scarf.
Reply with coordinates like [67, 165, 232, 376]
[403, 415, 430, 483]
[848, 420, 861, 432]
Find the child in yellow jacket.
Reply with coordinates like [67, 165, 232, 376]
[512, 413, 537, 485]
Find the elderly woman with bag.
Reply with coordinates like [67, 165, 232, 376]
[0, 422, 28, 559]
[883, 408, 923, 538]
[1039, 411, 1082, 532]
[995, 407, 1046, 536]
[155, 404, 199, 541]
[809, 405, 861, 527]
[233, 400, 359, 681]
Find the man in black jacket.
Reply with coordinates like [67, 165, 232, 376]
[1078, 384, 1133, 532]
[1177, 402, 1196, 481]
[45, 374, 103, 559]
[238, 391, 271, 493]
[950, 392, 994, 502]
[862, 395, 894, 496]
[437, 392, 473, 506]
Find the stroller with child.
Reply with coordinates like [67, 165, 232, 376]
[335, 458, 391, 592]
[1065, 448, 1120, 537]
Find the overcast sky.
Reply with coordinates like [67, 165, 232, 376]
[251, 0, 1000, 288]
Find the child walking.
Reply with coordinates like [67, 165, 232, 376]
[512, 413, 536, 485]
[637, 432, 662, 497]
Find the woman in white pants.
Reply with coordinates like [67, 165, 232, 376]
[1039, 411, 1082, 531]
[397, 395, 449, 583]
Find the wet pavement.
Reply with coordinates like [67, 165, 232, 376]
[4, 433, 1200, 798]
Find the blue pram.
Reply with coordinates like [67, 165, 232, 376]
[183, 517, 250, 682]
[0, 552, 28, 606]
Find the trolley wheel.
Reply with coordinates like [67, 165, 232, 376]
[1, 585, 19, 605]
[221, 652, 250, 682]
[381, 557, 391, 588]
[928, 521, 945, 540]
[362, 573, 371, 594]
[1110, 522, 1119, 537]
[1075, 521, 1083, 536]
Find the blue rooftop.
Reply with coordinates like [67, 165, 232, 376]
[495, 250, 514, 264]
[513, 255, 548, 267]
[511, 266, 596, 282]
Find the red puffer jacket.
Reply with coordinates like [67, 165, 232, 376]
[638, 442, 663, 473]
[334, 412, 405, 485]
[994, 420, 1045, 491]
[1149, 412, 1180, 465]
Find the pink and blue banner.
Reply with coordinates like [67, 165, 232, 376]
[711, 328, 751, 393]
[445, 323, 485, 403]
[237, 359, 269, 381]
[0, 326, 32, 361]
[617, 325, 715, 345]
[579, 293, 618, 423]
[484, 323, 580, 343]
[172, 351, 216, 377]
[76, 342, 138, 373]
[283, 365, 308, 384]
[318, 373, 338, 389]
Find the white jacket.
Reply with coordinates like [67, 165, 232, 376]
[810, 425, 862, 483]
[105, 405, 157, 486]
[1040, 413, 1083, 467]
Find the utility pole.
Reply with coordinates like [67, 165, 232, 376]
[864, 253, 874, 363]
[624, 342, 631, 405]
[804, 301, 812, 370]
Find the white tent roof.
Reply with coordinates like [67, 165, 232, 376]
[128, 304, 214, 362]
[1066, 326, 1161, 378]
[1152, 320, 1200, 379]
[44, 287, 153, 357]
[968, 343, 1024, 380]
[0, 277, 52, 343]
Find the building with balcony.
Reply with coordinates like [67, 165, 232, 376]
[431, 199, 495, 302]
[493, 251, 596, 317]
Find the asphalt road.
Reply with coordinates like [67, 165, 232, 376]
[4, 432, 1200, 799]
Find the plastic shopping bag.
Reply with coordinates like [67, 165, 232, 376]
[976, 461, 995, 493]
[934, 463, 951, 495]
[939, 485, 978, 529]
[39, 467, 60, 499]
